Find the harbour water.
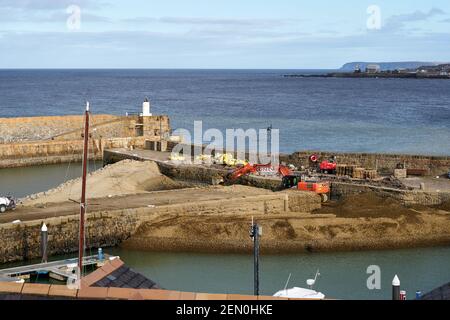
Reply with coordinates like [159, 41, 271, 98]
[0, 161, 101, 198]
[108, 247, 450, 300]
[0, 163, 449, 300]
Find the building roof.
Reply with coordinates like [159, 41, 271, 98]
[0, 258, 305, 300]
[92, 265, 160, 289]
[419, 282, 450, 300]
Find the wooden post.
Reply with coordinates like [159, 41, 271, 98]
[250, 219, 261, 296]
[78, 102, 90, 275]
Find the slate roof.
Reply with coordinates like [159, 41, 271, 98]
[92, 265, 160, 289]
[419, 282, 450, 300]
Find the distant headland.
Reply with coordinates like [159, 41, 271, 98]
[285, 61, 450, 79]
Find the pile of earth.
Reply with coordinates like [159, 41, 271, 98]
[314, 192, 421, 221]
[22, 160, 193, 205]
[437, 200, 450, 211]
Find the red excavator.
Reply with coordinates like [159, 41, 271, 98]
[228, 162, 330, 202]
[311, 154, 337, 174]
[229, 163, 293, 181]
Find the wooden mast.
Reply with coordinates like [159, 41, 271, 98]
[78, 101, 90, 275]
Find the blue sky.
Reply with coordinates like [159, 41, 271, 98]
[1, 0, 450, 68]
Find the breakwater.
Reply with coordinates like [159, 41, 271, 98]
[282, 151, 450, 176]
[161, 144, 450, 176]
[0, 137, 146, 169]
[0, 191, 318, 264]
[0, 114, 170, 169]
[103, 147, 450, 206]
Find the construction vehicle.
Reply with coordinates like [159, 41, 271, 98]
[228, 163, 293, 181]
[229, 163, 330, 202]
[282, 176, 331, 202]
[319, 160, 337, 174]
[0, 196, 16, 213]
[310, 154, 337, 174]
[298, 180, 330, 202]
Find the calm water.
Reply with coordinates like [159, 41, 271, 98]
[108, 247, 450, 300]
[1, 69, 450, 155]
[5, 245, 449, 300]
[0, 161, 101, 198]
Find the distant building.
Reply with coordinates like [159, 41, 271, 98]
[365, 64, 381, 73]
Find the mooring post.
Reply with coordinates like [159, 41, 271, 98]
[98, 248, 104, 261]
[41, 223, 48, 263]
[392, 275, 401, 300]
[250, 220, 262, 296]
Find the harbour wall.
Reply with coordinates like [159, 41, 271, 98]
[0, 191, 320, 264]
[103, 148, 450, 205]
[104, 149, 285, 191]
[0, 114, 170, 169]
[0, 137, 147, 169]
[0, 115, 134, 143]
[166, 144, 450, 176]
[282, 151, 450, 176]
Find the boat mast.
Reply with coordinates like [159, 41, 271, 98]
[78, 101, 90, 275]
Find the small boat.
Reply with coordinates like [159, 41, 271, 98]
[273, 270, 325, 300]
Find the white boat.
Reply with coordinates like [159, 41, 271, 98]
[273, 287, 325, 299]
[273, 270, 325, 300]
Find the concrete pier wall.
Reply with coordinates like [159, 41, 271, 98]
[0, 137, 147, 169]
[166, 144, 450, 176]
[282, 151, 450, 176]
[0, 115, 131, 143]
[0, 192, 319, 264]
[0, 114, 170, 169]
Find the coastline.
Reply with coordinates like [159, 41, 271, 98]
[284, 72, 450, 80]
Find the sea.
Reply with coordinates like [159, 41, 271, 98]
[1, 69, 449, 155]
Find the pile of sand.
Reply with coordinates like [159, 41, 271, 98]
[22, 160, 188, 206]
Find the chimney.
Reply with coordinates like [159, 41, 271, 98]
[142, 97, 152, 116]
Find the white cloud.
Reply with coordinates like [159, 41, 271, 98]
[382, 8, 446, 32]
[0, 0, 105, 10]
[1, 27, 450, 68]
